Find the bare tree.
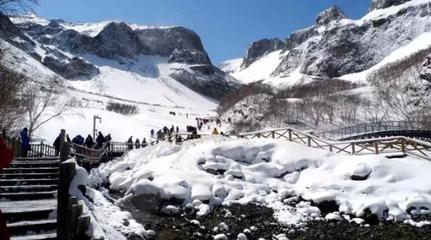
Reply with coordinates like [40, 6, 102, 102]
[368, 49, 430, 122]
[0, 49, 26, 133]
[22, 76, 73, 137]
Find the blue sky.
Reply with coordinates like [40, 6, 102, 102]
[35, 0, 370, 64]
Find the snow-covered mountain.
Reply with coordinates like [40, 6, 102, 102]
[222, 0, 431, 87]
[1, 13, 239, 101]
[0, 13, 240, 141]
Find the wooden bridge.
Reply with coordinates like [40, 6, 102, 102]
[318, 121, 431, 141]
[238, 127, 431, 161]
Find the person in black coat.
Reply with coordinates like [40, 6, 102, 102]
[127, 137, 134, 150]
[96, 132, 105, 149]
[85, 135, 94, 148]
[72, 135, 84, 145]
[53, 129, 66, 156]
[135, 139, 140, 149]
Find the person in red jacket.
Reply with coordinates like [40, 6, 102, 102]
[0, 130, 12, 240]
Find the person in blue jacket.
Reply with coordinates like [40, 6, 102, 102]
[20, 127, 30, 158]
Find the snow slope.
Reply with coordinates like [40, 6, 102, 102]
[341, 32, 431, 82]
[95, 137, 431, 227]
[0, 38, 217, 143]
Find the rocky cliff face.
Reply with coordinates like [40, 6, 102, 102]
[241, 38, 286, 68]
[0, 14, 237, 99]
[236, 0, 431, 79]
[370, 0, 411, 10]
[421, 55, 431, 82]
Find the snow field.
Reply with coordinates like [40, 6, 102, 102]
[93, 137, 431, 227]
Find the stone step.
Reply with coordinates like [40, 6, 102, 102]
[0, 173, 59, 179]
[4, 209, 55, 224]
[14, 157, 59, 161]
[11, 232, 57, 240]
[2, 167, 59, 174]
[0, 178, 59, 186]
[0, 185, 58, 193]
[7, 219, 57, 236]
[9, 161, 60, 169]
[0, 191, 57, 201]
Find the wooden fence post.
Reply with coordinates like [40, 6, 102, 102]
[288, 129, 292, 141]
[60, 142, 71, 162]
[374, 141, 379, 155]
[57, 161, 76, 240]
[271, 131, 275, 139]
[351, 143, 356, 154]
[307, 136, 311, 147]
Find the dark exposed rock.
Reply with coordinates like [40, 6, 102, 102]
[241, 38, 286, 68]
[0, 12, 34, 50]
[370, 0, 412, 10]
[420, 55, 431, 82]
[136, 27, 208, 58]
[169, 65, 239, 100]
[73, 22, 146, 60]
[168, 49, 211, 65]
[316, 6, 346, 26]
[43, 56, 99, 80]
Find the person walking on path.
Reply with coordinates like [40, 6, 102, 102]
[19, 127, 30, 158]
[96, 131, 105, 149]
[212, 128, 219, 135]
[142, 138, 147, 148]
[150, 129, 155, 138]
[127, 137, 134, 150]
[135, 138, 141, 149]
[85, 135, 94, 148]
[53, 129, 66, 157]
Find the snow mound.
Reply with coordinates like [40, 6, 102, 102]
[96, 137, 431, 226]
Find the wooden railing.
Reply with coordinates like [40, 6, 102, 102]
[58, 144, 90, 240]
[3, 137, 57, 158]
[238, 128, 431, 160]
[319, 121, 431, 140]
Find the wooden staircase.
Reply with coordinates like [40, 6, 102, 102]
[0, 157, 60, 240]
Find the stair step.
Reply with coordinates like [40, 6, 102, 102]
[0, 173, 59, 179]
[3, 168, 59, 174]
[0, 185, 58, 193]
[0, 178, 59, 186]
[9, 161, 59, 168]
[0, 191, 56, 201]
[7, 219, 57, 236]
[0, 199, 57, 213]
[4, 209, 55, 224]
[11, 232, 57, 240]
[14, 157, 59, 161]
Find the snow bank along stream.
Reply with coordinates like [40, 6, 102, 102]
[88, 136, 431, 230]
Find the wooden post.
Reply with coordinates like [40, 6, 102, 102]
[307, 136, 311, 147]
[401, 139, 406, 154]
[60, 142, 71, 162]
[271, 131, 275, 139]
[375, 141, 379, 155]
[77, 216, 91, 240]
[57, 161, 76, 240]
[352, 143, 356, 154]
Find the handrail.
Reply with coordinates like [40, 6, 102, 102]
[318, 121, 431, 140]
[236, 127, 431, 161]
